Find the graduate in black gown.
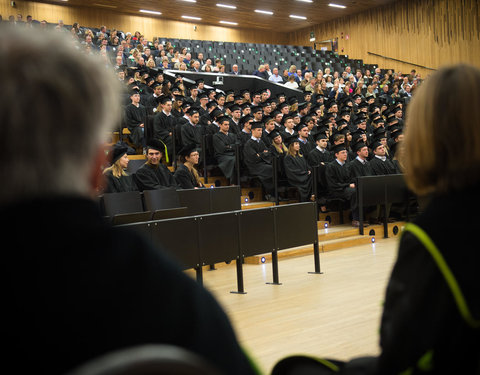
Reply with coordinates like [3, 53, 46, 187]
[268, 130, 288, 182]
[307, 131, 334, 167]
[133, 140, 178, 191]
[307, 132, 334, 212]
[325, 144, 361, 227]
[174, 144, 205, 189]
[124, 88, 147, 148]
[369, 140, 399, 176]
[283, 135, 314, 202]
[102, 144, 138, 193]
[212, 115, 238, 183]
[152, 95, 175, 164]
[243, 122, 275, 199]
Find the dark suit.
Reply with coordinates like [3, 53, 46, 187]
[0, 196, 257, 375]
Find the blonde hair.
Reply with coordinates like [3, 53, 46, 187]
[287, 143, 302, 157]
[403, 64, 480, 196]
[103, 160, 127, 179]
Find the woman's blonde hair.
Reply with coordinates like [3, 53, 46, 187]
[403, 63, 480, 196]
[287, 143, 302, 157]
[103, 160, 127, 179]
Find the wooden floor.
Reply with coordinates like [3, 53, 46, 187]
[187, 236, 401, 374]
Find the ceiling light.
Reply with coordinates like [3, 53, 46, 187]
[220, 20, 238, 25]
[255, 10, 274, 15]
[139, 9, 162, 15]
[182, 15, 202, 20]
[290, 15, 307, 20]
[181, 0, 197, 2]
[216, 3, 237, 9]
[329, 3, 346, 8]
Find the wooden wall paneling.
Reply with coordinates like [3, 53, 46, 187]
[1, 1, 289, 44]
[288, 0, 480, 78]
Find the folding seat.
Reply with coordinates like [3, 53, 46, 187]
[142, 188, 188, 220]
[101, 191, 152, 225]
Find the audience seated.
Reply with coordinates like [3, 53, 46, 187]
[2, 15, 418, 218]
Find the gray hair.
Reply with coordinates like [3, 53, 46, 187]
[0, 27, 121, 205]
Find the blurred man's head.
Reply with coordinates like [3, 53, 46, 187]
[0, 27, 120, 205]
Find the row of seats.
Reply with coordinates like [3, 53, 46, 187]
[155, 37, 384, 75]
[99, 186, 242, 225]
[35, 18, 387, 76]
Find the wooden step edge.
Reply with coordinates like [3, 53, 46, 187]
[241, 201, 275, 210]
[244, 232, 381, 264]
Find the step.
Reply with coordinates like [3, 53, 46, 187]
[241, 201, 275, 210]
[244, 221, 405, 264]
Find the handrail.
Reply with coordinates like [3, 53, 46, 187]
[367, 51, 437, 71]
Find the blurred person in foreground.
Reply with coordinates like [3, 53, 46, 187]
[0, 27, 259, 375]
[272, 64, 480, 374]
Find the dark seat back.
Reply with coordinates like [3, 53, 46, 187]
[65, 344, 221, 375]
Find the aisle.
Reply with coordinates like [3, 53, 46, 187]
[199, 237, 400, 374]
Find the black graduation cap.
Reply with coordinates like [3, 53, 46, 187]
[313, 130, 328, 141]
[129, 88, 140, 96]
[268, 130, 282, 140]
[281, 114, 294, 125]
[198, 92, 209, 100]
[295, 123, 308, 132]
[251, 105, 262, 114]
[174, 94, 185, 102]
[278, 102, 289, 110]
[240, 115, 254, 126]
[187, 107, 200, 116]
[283, 134, 299, 147]
[109, 144, 128, 164]
[298, 102, 308, 111]
[146, 139, 165, 153]
[206, 100, 218, 109]
[263, 116, 274, 124]
[251, 121, 264, 129]
[159, 95, 172, 104]
[288, 96, 298, 105]
[370, 140, 384, 152]
[211, 108, 224, 119]
[178, 143, 198, 157]
[216, 115, 230, 124]
[331, 143, 347, 154]
[230, 104, 241, 113]
[352, 141, 367, 153]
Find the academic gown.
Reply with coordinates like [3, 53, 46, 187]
[369, 155, 399, 176]
[213, 131, 237, 180]
[243, 138, 274, 194]
[324, 160, 356, 211]
[283, 154, 313, 201]
[173, 164, 203, 189]
[153, 112, 175, 160]
[124, 103, 147, 147]
[181, 122, 203, 149]
[133, 162, 178, 191]
[348, 158, 373, 183]
[307, 147, 334, 167]
[103, 170, 138, 193]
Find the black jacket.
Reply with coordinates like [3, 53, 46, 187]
[0, 196, 257, 375]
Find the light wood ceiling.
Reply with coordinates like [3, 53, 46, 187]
[39, 0, 397, 33]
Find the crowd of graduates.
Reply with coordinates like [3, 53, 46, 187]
[4, 15, 418, 226]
